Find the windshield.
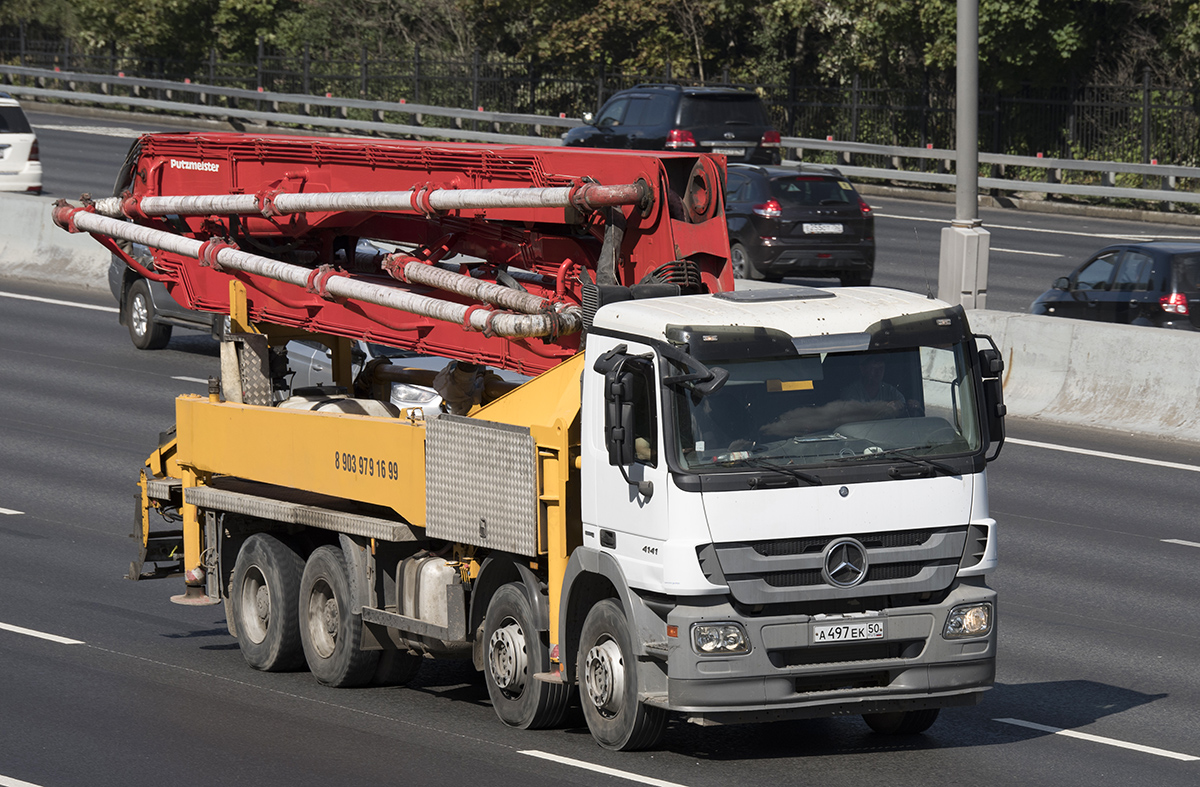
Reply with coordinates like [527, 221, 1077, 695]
[673, 342, 982, 471]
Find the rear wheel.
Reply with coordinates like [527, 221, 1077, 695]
[577, 599, 667, 751]
[229, 534, 305, 672]
[126, 278, 172, 350]
[862, 708, 940, 734]
[299, 546, 380, 687]
[729, 242, 762, 280]
[483, 583, 571, 729]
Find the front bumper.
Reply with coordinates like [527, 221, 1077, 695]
[661, 581, 995, 723]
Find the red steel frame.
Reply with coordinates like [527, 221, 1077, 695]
[82, 133, 734, 374]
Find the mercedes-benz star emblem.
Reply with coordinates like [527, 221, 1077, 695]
[822, 538, 869, 588]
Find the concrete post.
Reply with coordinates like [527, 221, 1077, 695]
[938, 0, 990, 308]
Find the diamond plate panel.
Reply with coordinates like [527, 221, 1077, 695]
[426, 415, 538, 556]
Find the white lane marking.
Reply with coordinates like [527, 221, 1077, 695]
[0, 507, 24, 515]
[1163, 539, 1200, 549]
[0, 291, 119, 314]
[996, 718, 1199, 761]
[991, 247, 1063, 257]
[172, 376, 209, 384]
[520, 751, 691, 787]
[33, 123, 146, 139]
[0, 622, 85, 645]
[875, 212, 1200, 242]
[1007, 437, 1200, 473]
[0, 773, 45, 787]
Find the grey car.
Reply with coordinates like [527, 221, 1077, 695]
[108, 247, 223, 349]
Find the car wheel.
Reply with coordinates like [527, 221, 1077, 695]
[126, 279, 172, 350]
[730, 243, 762, 281]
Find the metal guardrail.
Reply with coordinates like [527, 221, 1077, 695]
[0, 64, 579, 141]
[4, 64, 1198, 207]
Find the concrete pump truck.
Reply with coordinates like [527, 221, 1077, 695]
[55, 133, 1005, 750]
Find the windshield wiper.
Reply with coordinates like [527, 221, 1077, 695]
[834, 446, 959, 477]
[725, 456, 823, 486]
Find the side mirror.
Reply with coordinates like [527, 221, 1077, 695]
[1052, 276, 1070, 290]
[977, 343, 1006, 461]
[582, 111, 595, 125]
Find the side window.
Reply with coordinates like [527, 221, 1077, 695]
[1073, 252, 1118, 291]
[1113, 252, 1153, 291]
[726, 172, 748, 201]
[625, 357, 658, 466]
[596, 98, 628, 128]
[623, 96, 672, 127]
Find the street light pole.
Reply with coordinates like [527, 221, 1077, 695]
[938, 0, 990, 309]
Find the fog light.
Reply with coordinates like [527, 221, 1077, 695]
[943, 603, 992, 639]
[691, 622, 749, 655]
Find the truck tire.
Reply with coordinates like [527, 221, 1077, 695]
[229, 534, 305, 672]
[126, 279, 172, 350]
[862, 708, 940, 735]
[577, 599, 667, 751]
[299, 546, 380, 687]
[483, 583, 571, 729]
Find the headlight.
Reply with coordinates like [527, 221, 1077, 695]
[691, 622, 750, 655]
[943, 603, 992, 639]
[389, 383, 439, 406]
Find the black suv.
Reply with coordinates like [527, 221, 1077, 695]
[1030, 241, 1200, 329]
[724, 163, 875, 285]
[563, 84, 780, 165]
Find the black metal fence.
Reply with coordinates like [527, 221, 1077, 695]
[3, 31, 1197, 167]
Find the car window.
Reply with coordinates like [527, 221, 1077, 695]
[726, 172, 749, 200]
[770, 176, 854, 206]
[595, 98, 629, 128]
[1074, 252, 1118, 291]
[0, 106, 33, 134]
[678, 95, 770, 126]
[623, 96, 674, 127]
[1112, 251, 1153, 291]
[1174, 253, 1200, 293]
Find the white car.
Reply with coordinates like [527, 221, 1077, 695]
[0, 94, 42, 194]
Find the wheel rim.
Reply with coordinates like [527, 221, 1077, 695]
[488, 619, 528, 696]
[583, 638, 626, 718]
[730, 247, 748, 279]
[306, 578, 339, 659]
[131, 293, 149, 337]
[238, 565, 270, 645]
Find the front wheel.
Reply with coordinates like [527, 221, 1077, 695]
[862, 708, 940, 734]
[299, 546, 380, 687]
[577, 599, 666, 751]
[126, 278, 172, 350]
[483, 583, 571, 729]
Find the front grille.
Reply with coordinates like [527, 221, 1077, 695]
[701, 526, 969, 605]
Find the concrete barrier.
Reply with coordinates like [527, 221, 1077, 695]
[967, 309, 1200, 443]
[0, 193, 110, 290]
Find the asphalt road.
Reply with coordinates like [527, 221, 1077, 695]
[5, 109, 1199, 785]
[2, 279, 1199, 786]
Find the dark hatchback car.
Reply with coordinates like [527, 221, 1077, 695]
[563, 84, 781, 165]
[724, 163, 875, 285]
[1030, 241, 1200, 330]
